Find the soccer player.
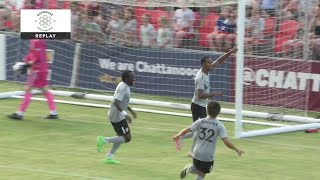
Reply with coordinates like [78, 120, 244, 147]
[96, 70, 137, 164]
[176, 44, 238, 156]
[8, 39, 58, 120]
[173, 100, 244, 180]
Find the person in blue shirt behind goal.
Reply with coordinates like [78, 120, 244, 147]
[97, 70, 137, 164]
[173, 100, 244, 180]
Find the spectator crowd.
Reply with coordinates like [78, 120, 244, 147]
[0, 0, 319, 60]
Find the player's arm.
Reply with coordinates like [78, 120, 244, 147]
[173, 127, 191, 141]
[114, 99, 133, 123]
[113, 99, 124, 112]
[221, 137, 244, 156]
[23, 53, 37, 66]
[197, 89, 223, 99]
[212, 44, 238, 69]
[127, 106, 137, 119]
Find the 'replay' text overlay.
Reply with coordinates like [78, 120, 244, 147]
[20, 9, 71, 39]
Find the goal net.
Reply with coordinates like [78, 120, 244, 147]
[0, 0, 319, 138]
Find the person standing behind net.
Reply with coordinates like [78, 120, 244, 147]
[175, 44, 238, 157]
[173, 100, 244, 180]
[97, 70, 137, 164]
[8, 39, 58, 120]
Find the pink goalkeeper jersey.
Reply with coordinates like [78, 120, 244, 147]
[24, 40, 48, 72]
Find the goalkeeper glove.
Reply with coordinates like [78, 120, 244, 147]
[12, 62, 30, 75]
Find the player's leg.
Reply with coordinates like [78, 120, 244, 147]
[41, 86, 58, 119]
[180, 102, 199, 141]
[97, 119, 131, 164]
[195, 173, 206, 180]
[190, 104, 207, 156]
[192, 159, 213, 180]
[175, 103, 198, 151]
[181, 158, 209, 179]
[35, 71, 58, 119]
[8, 72, 36, 120]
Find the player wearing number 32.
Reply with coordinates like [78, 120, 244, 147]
[173, 101, 244, 180]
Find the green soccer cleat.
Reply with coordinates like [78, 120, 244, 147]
[96, 136, 105, 152]
[103, 157, 120, 164]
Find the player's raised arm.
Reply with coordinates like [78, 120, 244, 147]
[212, 44, 238, 69]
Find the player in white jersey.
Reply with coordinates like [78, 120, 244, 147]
[176, 45, 238, 157]
[96, 70, 137, 164]
[173, 101, 244, 180]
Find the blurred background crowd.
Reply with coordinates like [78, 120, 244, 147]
[0, 0, 319, 60]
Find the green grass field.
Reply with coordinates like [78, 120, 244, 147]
[0, 82, 320, 180]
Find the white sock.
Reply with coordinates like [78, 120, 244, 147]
[107, 153, 113, 158]
[50, 110, 57, 115]
[189, 165, 198, 174]
[195, 175, 204, 180]
[104, 137, 109, 143]
[16, 111, 23, 116]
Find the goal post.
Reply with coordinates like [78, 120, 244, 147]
[0, 34, 6, 81]
[234, 0, 246, 138]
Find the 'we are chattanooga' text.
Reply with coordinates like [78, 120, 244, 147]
[99, 58, 199, 77]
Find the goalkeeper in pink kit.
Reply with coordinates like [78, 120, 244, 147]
[8, 39, 58, 120]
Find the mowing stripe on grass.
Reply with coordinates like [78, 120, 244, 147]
[0, 164, 112, 180]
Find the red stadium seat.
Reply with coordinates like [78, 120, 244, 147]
[193, 12, 201, 30]
[48, 0, 57, 9]
[4, 20, 13, 30]
[134, 8, 150, 42]
[264, 17, 275, 37]
[150, 9, 170, 29]
[135, 8, 149, 25]
[198, 13, 219, 47]
[274, 20, 301, 52]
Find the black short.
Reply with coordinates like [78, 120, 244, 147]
[111, 119, 130, 136]
[193, 158, 214, 174]
[191, 102, 207, 122]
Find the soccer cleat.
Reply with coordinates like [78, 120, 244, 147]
[180, 164, 191, 179]
[96, 136, 105, 152]
[103, 157, 120, 164]
[7, 113, 23, 120]
[175, 138, 182, 151]
[44, 114, 59, 119]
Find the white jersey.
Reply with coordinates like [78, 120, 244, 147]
[108, 82, 131, 123]
[189, 118, 228, 162]
[192, 69, 210, 107]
